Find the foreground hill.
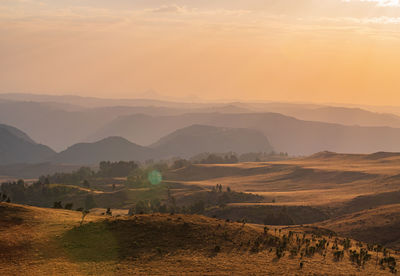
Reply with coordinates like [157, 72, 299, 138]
[317, 204, 400, 250]
[0, 203, 397, 275]
[0, 124, 55, 165]
[88, 112, 400, 155]
[51, 137, 156, 165]
[151, 124, 273, 158]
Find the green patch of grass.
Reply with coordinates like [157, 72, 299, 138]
[60, 221, 119, 262]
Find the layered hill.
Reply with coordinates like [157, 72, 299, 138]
[0, 124, 55, 165]
[52, 137, 156, 165]
[285, 106, 400, 128]
[88, 112, 400, 155]
[151, 125, 273, 158]
[49, 125, 273, 165]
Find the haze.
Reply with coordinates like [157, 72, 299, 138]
[1, 0, 400, 104]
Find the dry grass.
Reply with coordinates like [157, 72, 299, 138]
[317, 204, 400, 250]
[165, 152, 400, 206]
[0, 202, 399, 275]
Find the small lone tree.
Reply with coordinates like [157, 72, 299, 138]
[106, 207, 112, 216]
[53, 201, 63, 209]
[80, 210, 90, 226]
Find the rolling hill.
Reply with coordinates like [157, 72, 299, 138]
[87, 112, 400, 155]
[51, 137, 156, 165]
[50, 125, 274, 165]
[317, 204, 400, 250]
[150, 125, 273, 158]
[0, 124, 55, 165]
[1, 202, 397, 275]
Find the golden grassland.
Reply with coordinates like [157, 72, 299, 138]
[0, 203, 398, 275]
[165, 152, 400, 205]
[317, 203, 400, 250]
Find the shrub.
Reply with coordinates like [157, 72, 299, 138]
[53, 201, 63, 209]
[106, 208, 112, 216]
[64, 203, 73, 210]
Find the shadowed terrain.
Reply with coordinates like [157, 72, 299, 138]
[0, 203, 398, 275]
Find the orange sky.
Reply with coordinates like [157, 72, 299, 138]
[1, 0, 400, 105]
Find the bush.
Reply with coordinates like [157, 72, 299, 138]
[53, 201, 63, 209]
[65, 203, 74, 210]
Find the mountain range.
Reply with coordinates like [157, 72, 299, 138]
[0, 124, 55, 165]
[3, 93, 400, 157]
[0, 124, 273, 166]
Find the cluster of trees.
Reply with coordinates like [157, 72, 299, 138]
[41, 161, 142, 187]
[129, 198, 206, 215]
[40, 160, 169, 189]
[170, 152, 291, 169]
[1, 179, 88, 207]
[40, 166, 94, 186]
[98, 161, 138, 177]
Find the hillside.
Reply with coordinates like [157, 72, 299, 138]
[0, 202, 398, 275]
[51, 136, 156, 165]
[0, 124, 55, 165]
[151, 125, 273, 158]
[317, 204, 400, 250]
[0, 100, 189, 151]
[164, 151, 400, 209]
[88, 112, 400, 155]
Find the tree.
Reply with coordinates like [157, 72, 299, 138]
[84, 194, 96, 210]
[83, 180, 90, 188]
[53, 201, 63, 209]
[135, 200, 148, 214]
[80, 210, 90, 226]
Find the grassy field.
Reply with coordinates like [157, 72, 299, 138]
[165, 151, 400, 206]
[1, 202, 398, 275]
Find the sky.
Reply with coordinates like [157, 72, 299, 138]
[1, 0, 400, 104]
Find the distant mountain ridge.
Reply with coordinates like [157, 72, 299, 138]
[52, 137, 156, 165]
[88, 112, 400, 155]
[0, 124, 55, 165]
[51, 125, 273, 165]
[150, 125, 273, 158]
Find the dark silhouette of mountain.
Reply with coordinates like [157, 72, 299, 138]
[0, 100, 194, 151]
[52, 137, 156, 165]
[88, 112, 400, 155]
[151, 125, 273, 158]
[0, 124, 55, 165]
[0, 100, 251, 151]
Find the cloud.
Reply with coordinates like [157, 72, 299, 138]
[150, 4, 188, 14]
[344, 0, 400, 7]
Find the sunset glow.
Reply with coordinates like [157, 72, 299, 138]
[1, 0, 400, 105]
